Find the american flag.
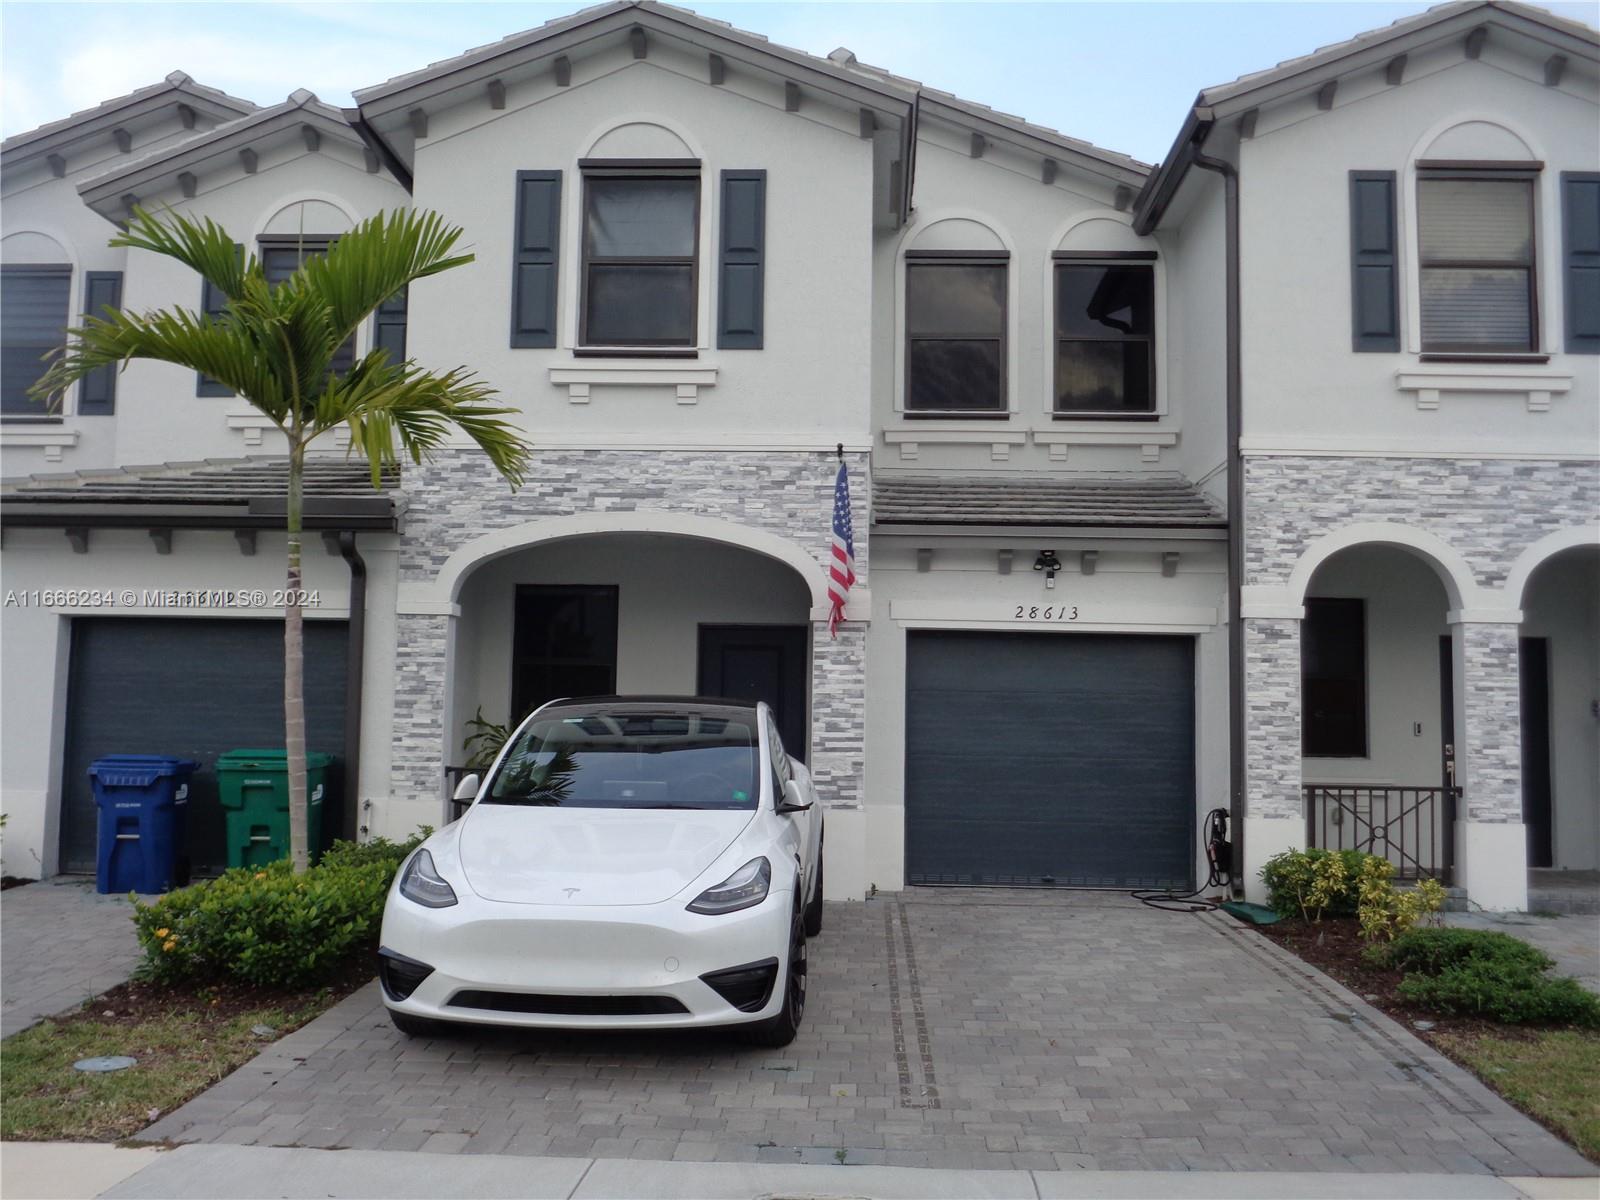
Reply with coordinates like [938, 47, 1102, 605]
[828, 461, 856, 638]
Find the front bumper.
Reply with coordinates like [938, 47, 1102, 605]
[378, 884, 793, 1030]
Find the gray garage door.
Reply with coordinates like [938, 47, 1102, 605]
[60, 618, 348, 877]
[906, 631, 1194, 889]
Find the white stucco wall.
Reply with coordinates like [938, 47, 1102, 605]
[1, 118, 238, 475]
[1237, 45, 1600, 456]
[108, 148, 410, 467]
[406, 41, 873, 453]
[868, 123, 1196, 476]
[1521, 546, 1600, 870]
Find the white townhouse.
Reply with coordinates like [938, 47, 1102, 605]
[1135, 0, 1600, 912]
[0, 0, 1594, 912]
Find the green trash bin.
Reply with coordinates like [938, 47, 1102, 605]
[216, 750, 334, 869]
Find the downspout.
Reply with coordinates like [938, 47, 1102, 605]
[1190, 143, 1245, 897]
[337, 531, 367, 841]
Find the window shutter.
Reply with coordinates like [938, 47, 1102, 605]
[374, 287, 408, 363]
[511, 171, 561, 348]
[196, 243, 242, 396]
[78, 271, 123, 415]
[1562, 172, 1600, 354]
[717, 170, 766, 349]
[1349, 171, 1399, 352]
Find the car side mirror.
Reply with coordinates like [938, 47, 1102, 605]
[452, 772, 481, 802]
[776, 778, 812, 814]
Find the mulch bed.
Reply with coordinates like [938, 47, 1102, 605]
[43, 956, 375, 1036]
[1251, 915, 1536, 1042]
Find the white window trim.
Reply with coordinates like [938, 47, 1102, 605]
[562, 162, 712, 354]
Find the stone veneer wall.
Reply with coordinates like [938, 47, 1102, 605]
[389, 448, 869, 812]
[1242, 455, 1599, 827]
[1243, 457, 1598, 590]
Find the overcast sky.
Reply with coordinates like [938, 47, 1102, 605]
[3, 1, 1596, 164]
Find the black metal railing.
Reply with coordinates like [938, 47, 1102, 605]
[1304, 784, 1459, 884]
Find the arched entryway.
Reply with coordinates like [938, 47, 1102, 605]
[1299, 543, 1457, 881]
[449, 530, 816, 771]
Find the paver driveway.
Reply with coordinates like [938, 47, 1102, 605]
[2, 877, 148, 1038]
[142, 890, 1594, 1176]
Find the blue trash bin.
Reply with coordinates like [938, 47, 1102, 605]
[89, 755, 198, 894]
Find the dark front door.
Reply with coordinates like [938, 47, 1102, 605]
[511, 585, 618, 721]
[697, 625, 808, 762]
[1520, 636, 1553, 868]
[905, 630, 1195, 889]
[60, 617, 348, 876]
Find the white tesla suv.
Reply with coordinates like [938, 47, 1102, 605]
[378, 696, 824, 1046]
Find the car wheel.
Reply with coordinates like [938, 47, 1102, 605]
[387, 1009, 447, 1038]
[803, 847, 824, 938]
[742, 900, 807, 1047]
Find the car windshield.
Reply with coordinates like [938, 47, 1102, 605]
[483, 711, 761, 810]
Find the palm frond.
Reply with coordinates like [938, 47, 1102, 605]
[298, 210, 473, 343]
[308, 351, 531, 488]
[113, 206, 254, 300]
[31, 307, 287, 420]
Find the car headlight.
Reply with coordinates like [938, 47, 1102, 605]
[398, 849, 458, 908]
[686, 857, 770, 915]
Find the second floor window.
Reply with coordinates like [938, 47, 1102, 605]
[1, 263, 69, 417]
[1054, 259, 1154, 416]
[581, 168, 699, 347]
[260, 239, 355, 374]
[904, 255, 1007, 413]
[1418, 171, 1536, 353]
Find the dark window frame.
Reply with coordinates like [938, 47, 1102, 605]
[510, 584, 620, 724]
[1416, 166, 1540, 355]
[1302, 596, 1369, 759]
[257, 235, 357, 375]
[1, 262, 71, 422]
[1051, 253, 1157, 420]
[578, 161, 702, 350]
[903, 250, 1009, 417]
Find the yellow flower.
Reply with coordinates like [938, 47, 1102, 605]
[162, 939, 177, 952]
[154, 928, 170, 939]
[254, 872, 267, 880]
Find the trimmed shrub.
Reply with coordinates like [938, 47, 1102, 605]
[1397, 960, 1600, 1026]
[1374, 926, 1554, 975]
[1260, 848, 1369, 920]
[1355, 857, 1447, 942]
[132, 831, 425, 988]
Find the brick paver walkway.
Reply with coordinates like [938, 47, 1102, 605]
[2, 877, 148, 1038]
[141, 890, 1594, 1176]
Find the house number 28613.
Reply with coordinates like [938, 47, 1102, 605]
[1014, 605, 1078, 620]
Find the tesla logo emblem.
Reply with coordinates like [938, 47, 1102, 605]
[563, 888, 580, 899]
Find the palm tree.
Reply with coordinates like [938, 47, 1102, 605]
[33, 206, 531, 874]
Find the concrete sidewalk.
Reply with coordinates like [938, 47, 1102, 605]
[4, 1143, 1599, 1200]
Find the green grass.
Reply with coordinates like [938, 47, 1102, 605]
[1, 1000, 324, 1142]
[1435, 1028, 1600, 1162]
